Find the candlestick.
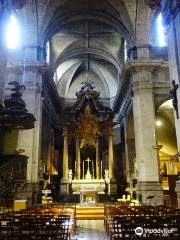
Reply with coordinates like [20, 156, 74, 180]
[101, 160, 102, 179]
[92, 161, 94, 179]
[83, 161, 85, 179]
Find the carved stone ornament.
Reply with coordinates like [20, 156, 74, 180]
[0, 81, 36, 129]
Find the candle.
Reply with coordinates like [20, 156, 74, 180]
[101, 160, 102, 179]
[83, 161, 84, 179]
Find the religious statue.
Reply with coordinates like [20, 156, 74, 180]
[170, 80, 179, 119]
[76, 79, 95, 96]
[68, 169, 73, 182]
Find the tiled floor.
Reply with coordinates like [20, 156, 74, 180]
[73, 220, 110, 240]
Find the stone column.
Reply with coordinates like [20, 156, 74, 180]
[0, 7, 8, 105]
[108, 126, 114, 179]
[16, 63, 43, 184]
[0, 46, 6, 105]
[128, 2, 154, 60]
[4, 1, 42, 202]
[76, 138, 81, 179]
[132, 70, 163, 205]
[123, 117, 130, 176]
[62, 128, 68, 180]
[161, 0, 180, 208]
[123, 113, 136, 196]
[96, 139, 100, 179]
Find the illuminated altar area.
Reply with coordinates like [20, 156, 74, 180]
[60, 79, 117, 201]
[72, 157, 106, 204]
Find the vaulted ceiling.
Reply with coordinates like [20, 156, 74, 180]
[36, 0, 137, 105]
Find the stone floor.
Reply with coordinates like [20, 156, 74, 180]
[73, 220, 110, 240]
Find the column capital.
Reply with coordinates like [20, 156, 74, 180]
[124, 60, 168, 74]
[62, 127, 68, 136]
[7, 60, 46, 73]
[161, 0, 180, 25]
[132, 81, 153, 93]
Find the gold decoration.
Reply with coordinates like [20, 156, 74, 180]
[48, 162, 58, 175]
[74, 105, 101, 147]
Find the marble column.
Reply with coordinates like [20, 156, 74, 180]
[62, 128, 68, 180]
[96, 139, 100, 179]
[132, 70, 163, 205]
[76, 138, 81, 179]
[108, 127, 114, 179]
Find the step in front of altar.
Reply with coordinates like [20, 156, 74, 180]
[75, 206, 104, 220]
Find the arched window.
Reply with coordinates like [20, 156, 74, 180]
[46, 41, 50, 63]
[124, 39, 128, 62]
[157, 13, 166, 47]
[5, 14, 21, 49]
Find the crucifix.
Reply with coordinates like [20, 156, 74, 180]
[85, 157, 91, 172]
[170, 80, 179, 119]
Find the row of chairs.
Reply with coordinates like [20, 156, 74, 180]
[0, 206, 75, 240]
[104, 205, 180, 239]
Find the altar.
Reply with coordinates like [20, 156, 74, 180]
[72, 179, 106, 194]
[60, 80, 117, 197]
[72, 179, 106, 205]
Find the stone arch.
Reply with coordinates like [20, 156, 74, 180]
[39, 0, 134, 46]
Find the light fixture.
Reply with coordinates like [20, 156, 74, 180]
[156, 120, 162, 127]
